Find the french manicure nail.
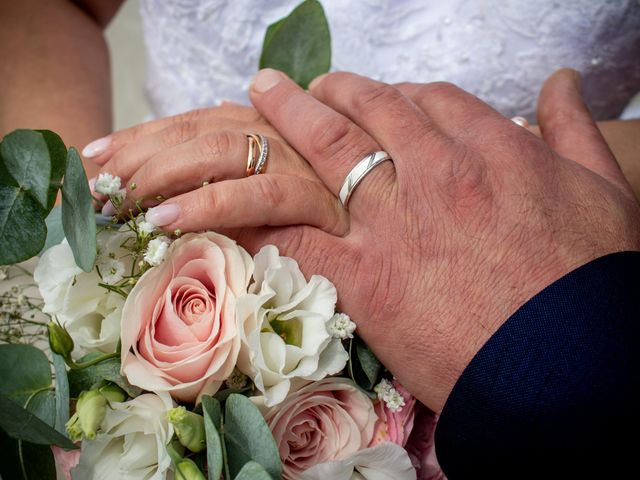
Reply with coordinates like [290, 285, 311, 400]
[146, 204, 181, 227]
[251, 68, 285, 93]
[101, 200, 116, 217]
[82, 136, 112, 158]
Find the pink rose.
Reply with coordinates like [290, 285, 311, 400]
[405, 404, 446, 480]
[370, 381, 417, 447]
[121, 232, 253, 402]
[264, 377, 378, 480]
[51, 445, 80, 480]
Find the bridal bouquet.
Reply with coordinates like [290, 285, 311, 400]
[0, 2, 445, 479]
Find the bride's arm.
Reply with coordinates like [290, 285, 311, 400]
[0, 0, 123, 179]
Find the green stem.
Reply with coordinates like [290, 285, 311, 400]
[67, 352, 120, 370]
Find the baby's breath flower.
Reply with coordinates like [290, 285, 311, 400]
[144, 237, 170, 266]
[374, 378, 406, 413]
[98, 258, 126, 285]
[136, 216, 155, 236]
[327, 313, 356, 339]
[94, 173, 122, 196]
[112, 188, 127, 203]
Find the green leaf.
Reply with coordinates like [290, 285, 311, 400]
[0, 394, 78, 449]
[19, 441, 57, 480]
[0, 183, 46, 265]
[0, 130, 51, 210]
[234, 461, 273, 480]
[202, 396, 224, 480]
[40, 205, 64, 255]
[25, 390, 56, 427]
[38, 130, 67, 212]
[259, 0, 331, 89]
[67, 356, 141, 398]
[224, 394, 282, 480]
[61, 147, 96, 272]
[349, 337, 382, 391]
[0, 344, 52, 406]
[52, 353, 70, 434]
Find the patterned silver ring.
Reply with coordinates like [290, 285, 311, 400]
[338, 151, 392, 209]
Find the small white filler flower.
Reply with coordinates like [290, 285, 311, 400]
[374, 378, 406, 413]
[144, 237, 170, 266]
[327, 313, 356, 340]
[93, 173, 122, 196]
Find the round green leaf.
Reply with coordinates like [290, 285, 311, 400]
[224, 394, 282, 480]
[0, 344, 52, 406]
[61, 147, 96, 272]
[40, 205, 64, 255]
[235, 461, 273, 480]
[259, 0, 331, 89]
[52, 353, 70, 434]
[38, 130, 68, 212]
[0, 130, 52, 210]
[202, 396, 224, 480]
[0, 183, 46, 265]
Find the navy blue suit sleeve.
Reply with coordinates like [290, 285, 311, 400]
[434, 252, 640, 479]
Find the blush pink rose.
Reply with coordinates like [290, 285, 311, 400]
[405, 404, 446, 480]
[370, 381, 417, 448]
[51, 445, 80, 480]
[121, 232, 253, 402]
[264, 377, 378, 480]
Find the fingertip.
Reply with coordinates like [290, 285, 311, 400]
[308, 73, 329, 91]
[250, 68, 288, 94]
[82, 135, 112, 162]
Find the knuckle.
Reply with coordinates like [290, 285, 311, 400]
[161, 121, 198, 146]
[255, 175, 286, 212]
[199, 131, 234, 161]
[350, 83, 403, 116]
[432, 144, 491, 204]
[308, 115, 362, 159]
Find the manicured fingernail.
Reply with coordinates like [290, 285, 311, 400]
[146, 204, 181, 227]
[511, 116, 529, 128]
[308, 73, 328, 90]
[101, 200, 116, 217]
[82, 136, 112, 158]
[251, 68, 285, 93]
[88, 177, 96, 194]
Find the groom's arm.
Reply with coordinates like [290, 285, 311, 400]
[435, 251, 640, 478]
[0, 0, 123, 179]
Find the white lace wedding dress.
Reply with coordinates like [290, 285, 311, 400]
[139, 0, 640, 122]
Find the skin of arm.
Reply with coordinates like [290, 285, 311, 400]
[0, 0, 123, 179]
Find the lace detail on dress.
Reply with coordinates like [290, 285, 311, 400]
[140, 0, 640, 121]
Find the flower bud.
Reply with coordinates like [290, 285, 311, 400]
[97, 383, 126, 403]
[76, 390, 107, 440]
[175, 458, 206, 480]
[47, 322, 74, 359]
[167, 407, 206, 453]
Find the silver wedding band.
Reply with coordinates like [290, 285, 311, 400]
[338, 151, 392, 209]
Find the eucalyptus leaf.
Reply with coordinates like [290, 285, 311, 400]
[61, 147, 96, 272]
[19, 441, 57, 480]
[259, 0, 331, 89]
[38, 130, 67, 212]
[224, 394, 282, 480]
[0, 344, 52, 406]
[0, 129, 51, 210]
[25, 390, 56, 427]
[0, 394, 78, 449]
[0, 183, 46, 265]
[202, 395, 224, 480]
[67, 357, 141, 398]
[53, 353, 70, 434]
[354, 339, 382, 390]
[40, 205, 64, 255]
[234, 461, 273, 480]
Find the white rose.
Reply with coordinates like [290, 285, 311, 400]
[72, 393, 175, 480]
[237, 245, 348, 406]
[34, 230, 133, 355]
[300, 442, 417, 480]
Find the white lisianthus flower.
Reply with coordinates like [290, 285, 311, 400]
[94, 173, 122, 195]
[34, 230, 133, 355]
[72, 393, 175, 480]
[300, 442, 417, 480]
[237, 245, 348, 406]
[144, 237, 170, 266]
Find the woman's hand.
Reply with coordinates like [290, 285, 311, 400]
[228, 68, 637, 413]
[84, 102, 348, 235]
